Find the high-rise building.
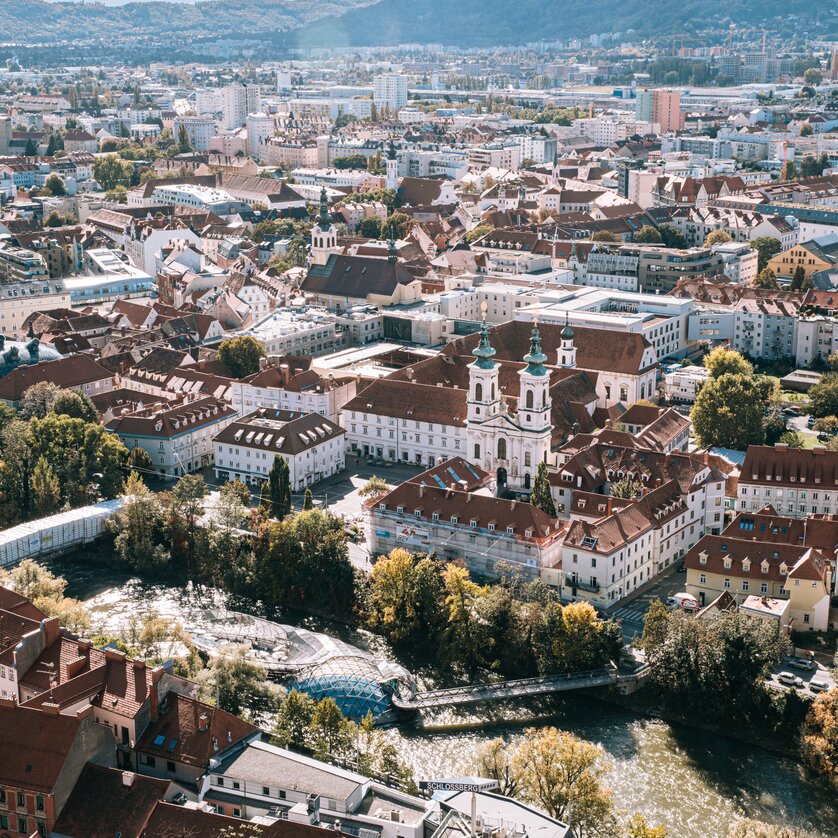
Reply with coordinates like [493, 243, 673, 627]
[246, 112, 274, 162]
[653, 89, 684, 133]
[373, 73, 408, 113]
[635, 89, 654, 123]
[0, 116, 11, 156]
[221, 83, 261, 130]
[173, 115, 216, 152]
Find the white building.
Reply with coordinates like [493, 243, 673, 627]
[245, 112, 274, 163]
[0, 279, 70, 339]
[106, 396, 237, 480]
[173, 116, 216, 152]
[664, 365, 711, 403]
[213, 408, 345, 491]
[373, 73, 408, 113]
[238, 309, 338, 357]
[221, 83, 261, 130]
[149, 184, 252, 216]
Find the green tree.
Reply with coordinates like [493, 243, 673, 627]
[267, 456, 292, 519]
[273, 689, 315, 749]
[30, 456, 60, 516]
[476, 738, 520, 797]
[609, 476, 640, 499]
[51, 389, 98, 423]
[691, 373, 767, 450]
[310, 697, 355, 758]
[286, 237, 309, 267]
[803, 67, 824, 86]
[704, 346, 753, 379]
[704, 229, 732, 247]
[167, 474, 208, 575]
[218, 335, 266, 379]
[105, 185, 128, 204]
[658, 223, 688, 248]
[19, 381, 61, 420]
[126, 446, 154, 475]
[808, 373, 838, 418]
[196, 645, 279, 717]
[388, 212, 413, 239]
[633, 225, 663, 244]
[639, 599, 671, 650]
[591, 230, 620, 243]
[813, 415, 838, 434]
[24, 137, 38, 156]
[530, 461, 556, 516]
[790, 265, 807, 291]
[93, 155, 134, 191]
[44, 173, 66, 196]
[751, 237, 782, 271]
[512, 727, 617, 837]
[778, 430, 804, 448]
[176, 123, 191, 153]
[332, 154, 368, 170]
[357, 216, 382, 238]
[110, 471, 170, 571]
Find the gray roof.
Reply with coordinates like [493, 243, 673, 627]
[217, 741, 364, 801]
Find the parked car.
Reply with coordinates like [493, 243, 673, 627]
[818, 433, 831, 443]
[777, 672, 804, 688]
[787, 657, 815, 671]
[171, 793, 188, 805]
[809, 679, 830, 693]
[783, 407, 800, 417]
[807, 416, 816, 429]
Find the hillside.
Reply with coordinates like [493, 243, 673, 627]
[3, 0, 837, 46]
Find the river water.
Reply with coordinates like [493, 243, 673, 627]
[54, 556, 838, 838]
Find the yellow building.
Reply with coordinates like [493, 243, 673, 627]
[685, 535, 832, 631]
[767, 240, 836, 280]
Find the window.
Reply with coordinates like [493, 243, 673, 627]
[35, 797, 43, 813]
[699, 573, 706, 584]
[524, 451, 531, 467]
[525, 390, 533, 409]
[17, 794, 24, 809]
[18, 818, 27, 835]
[474, 443, 481, 459]
[263, 787, 270, 796]
[167, 761, 176, 773]
[144, 755, 156, 767]
[803, 613, 810, 624]
[0, 816, 6, 831]
[233, 781, 240, 790]
[724, 578, 731, 589]
[216, 777, 225, 787]
[742, 581, 749, 591]
[760, 583, 768, 594]
[497, 438, 507, 460]
[475, 383, 483, 401]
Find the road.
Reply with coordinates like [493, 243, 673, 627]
[608, 566, 689, 642]
[767, 658, 836, 696]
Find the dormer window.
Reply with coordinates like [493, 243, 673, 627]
[397, 505, 405, 513]
[761, 561, 769, 574]
[414, 509, 422, 518]
[488, 523, 495, 532]
[470, 518, 478, 528]
[451, 515, 458, 524]
[742, 559, 750, 572]
[779, 562, 788, 575]
[506, 525, 514, 534]
[699, 552, 707, 565]
[378, 502, 386, 510]
[432, 512, 439, 521]
[723, 557, 732, 569]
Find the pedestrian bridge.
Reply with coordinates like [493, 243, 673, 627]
[391, 665, 649, 711]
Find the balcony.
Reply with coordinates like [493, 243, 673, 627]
[567, 577, 600, 593]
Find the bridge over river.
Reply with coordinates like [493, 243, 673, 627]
[391, 665, 650, 712]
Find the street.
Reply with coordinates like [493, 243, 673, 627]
[608, 565, 689, 642]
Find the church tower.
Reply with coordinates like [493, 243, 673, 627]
[467, 308, 501, 426]
[385, 140, 399, 192]
[517, 320, 551, 432]
[310, 186, 337, 266]
[558, 313, 576, 369]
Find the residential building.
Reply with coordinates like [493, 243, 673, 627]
[172, 116, 217, 152]
[221, 83, 261, 130]
[0, 279, 71, 339]
[246, 112, 274, 162]
[0, 354, 113, 408]
[213, 408, 345, 490]
[0, 244, 50, 283]
[737, 445, 838, 518]
[105, 395, 237, 480]
[664, 365, 711, 403]
[373, 73, 408, 112]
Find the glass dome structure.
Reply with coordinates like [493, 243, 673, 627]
[290, 654, 414, 722]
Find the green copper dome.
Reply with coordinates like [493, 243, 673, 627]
[471, 318, 496, 369]
[523, 322, 548, 376]
[316, 186, 331, 228]
[561, 314, 574, 341]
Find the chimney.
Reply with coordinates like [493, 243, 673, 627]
[122, 771, 135, 788]
[41, 702, 62, 717]
[104, 647, 126, 663]
[42, 616, 60, 647]
[418, 485, 424, 497]
[65, 656, 88, 682]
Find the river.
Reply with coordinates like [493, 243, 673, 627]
[54, 556, 838, 838]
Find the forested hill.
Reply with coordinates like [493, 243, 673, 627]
[5, 0, 836, 46]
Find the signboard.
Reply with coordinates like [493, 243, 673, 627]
[375, 529, 390, 539]
[396, 524, 430, 546]
[418, 780, 499, 793]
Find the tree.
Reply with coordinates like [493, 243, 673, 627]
[691, 373, 767, 450]
[303, 488, 314, 510]
[704, 229, 732, 247]
[176, 123, 191, 153]
[24, 137, 38, 156]
[751, 237, 782, 272]
[590, 230, 619, 243]
[754, 267, 778, 289]
[285, 237, 309, 267]
[465, 224, 493, 243]
[530, 461, 556, 516]
[110, 471, 169, 571]
[273, 689, 315, 749]
[218, 335, 266, 379]
[359, 475, 389, 499]
[704, 346, 753, 379]
[803, 67, 824, 86]
[633, 225, 663, 244]
[808, 373, 838, 418]
[388, 212, 413, 239]
[30, 456, 61, 516]
[196, 645, 279, 717]
[105, 185, 128, 204]
[790, 264, 807, 291]
[168, 474, 208, 575]
[625, 814, 668, 838]
[512, 727, 616, 837]
[727, 821, 810, 838]
[813, 415, 838, 434]
[442, 563, 485, 667]
[798, 122, 814, 137]
[658, 224, 688, 249]
[93, 155, 134, 191]
[44, 210, 76, 228]
[476, 738, 520, 796]
[51, 389, 98, 423]
[357, 216, 382, 238]
[332, 154, 368, 170]
[639, 599, 670, 650]
[267, 456, 292, 519]
[609, 476, 640, 499]
[44, 173, 66, 196]
[366, 549, 446, 647]
[126, 446, 154, 475]
[778, 430, 804, 448]
[800, 688, 838, 787]
[19, 381, 61, 420]
[310, 697, 355, 758]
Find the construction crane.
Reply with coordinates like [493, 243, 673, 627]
[780, 139, 792, 181]
[728, 24, 768, 52]
[671, 33, 691, 56]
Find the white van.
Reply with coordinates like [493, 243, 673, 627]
[666, 592, 699, 611]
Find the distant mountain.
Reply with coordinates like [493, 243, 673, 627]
[296, 0, 838, 47]
[2, 0, 836, 46]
